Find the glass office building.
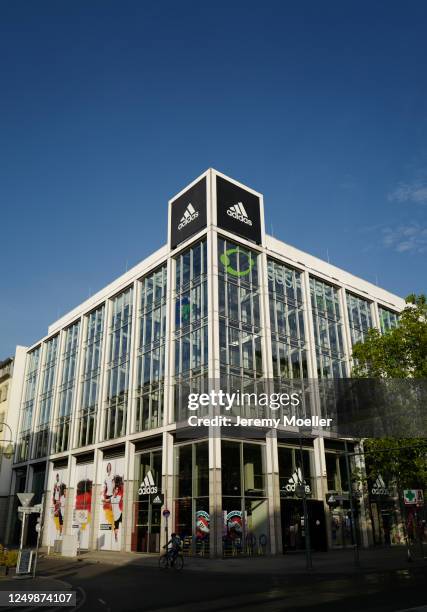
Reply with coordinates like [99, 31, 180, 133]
[6, 169, 404, 555]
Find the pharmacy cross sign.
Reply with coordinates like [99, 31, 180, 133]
[404, 489, 416, 504]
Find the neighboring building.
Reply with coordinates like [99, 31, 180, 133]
[6, 170, 405, 554]
[0, 349, 26, 542]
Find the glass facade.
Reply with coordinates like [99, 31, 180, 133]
[53, 321, 80, 453]
[278, 445, 313, 498]
[268, 259, 307, 380]
[76, 306, 105, 447]
[174, 441, 209, 555]
[346, 293, 373, 346]
[218, 238, 263, 410]
[132, 449, 162, 552]
[379, 306, 399, 334]
[325, 451, 353, 547]
[34, 336, 58, 458]
[174, 241, 208, 421]
[104, 288, 133, 440]
[10, 197, 403, 557]
[310, 278, 346, 378]
[135, 266, 167, 432]
[18, 347, 41, 462]
[221, 440, 269, 555]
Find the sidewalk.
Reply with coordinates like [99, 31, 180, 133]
[38, 544, 427, 575]
[0, 574, 73, 592]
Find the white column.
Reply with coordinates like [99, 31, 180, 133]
[165, 256, 175, 426]
[339, 287, 352, 375]
[124, 439, 134, 551]
[354, 440, 371, 548]
[161, 431, 174, 549]
[98, 299, 113, 443]
[48, 330, 66, 455]
[70, 316, 87, 450]
[207, 174, 222, 558]
[126, 282, 139, 436]
[371, 301, 381, 331]
[259, 251, 280, 553]
[29, 343, 46, 460]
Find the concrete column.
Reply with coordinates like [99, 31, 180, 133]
[265, 432, 281, 554]
[161, 431, 174, 550]
[47, 330, 66, 455]
[124, 439, 135, 552]
[312, 436, 331, 548]
[95, 303, 110, 444]
[90, 448, 103, 550]
[126, 283, 139, 436]
[207, 209, 223, 558]
[354, 440, 371, 548]
[371, 301, 381, 331]
[338, 287, 352, 375]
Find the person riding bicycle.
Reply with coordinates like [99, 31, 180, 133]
[164, 533, 182, 561]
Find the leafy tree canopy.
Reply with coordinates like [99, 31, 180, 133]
[351, 294, 427, 490]
[352, 294, 427, 378]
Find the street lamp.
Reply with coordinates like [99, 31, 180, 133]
[0, 422, 15, 460]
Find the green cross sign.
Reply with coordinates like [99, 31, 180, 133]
[404, 489, 416, 503]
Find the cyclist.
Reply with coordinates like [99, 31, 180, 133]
[164, 533, 182, 562]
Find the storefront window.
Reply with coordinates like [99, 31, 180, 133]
[132, 449, 162, 552]
[221, 440, 269, 556]
[326, 450, 353, 548]
[173, 441, 209, 556]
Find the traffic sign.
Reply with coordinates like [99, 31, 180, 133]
[17, 506, 32, 514]
[150, 493, 164, 506]
[17, 493, 34, 507]
[16, 549, 33, 575]
[163, 509, 170, 519]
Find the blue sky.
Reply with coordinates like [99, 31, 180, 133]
[1, 1, 426, 358]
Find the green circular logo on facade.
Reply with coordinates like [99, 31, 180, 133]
[220, 248, 255, 277]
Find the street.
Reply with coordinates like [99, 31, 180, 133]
[1, 549, 426, 612]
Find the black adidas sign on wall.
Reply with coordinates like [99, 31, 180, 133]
[170, 177, 207, 248]
[216, 176, 261, 244]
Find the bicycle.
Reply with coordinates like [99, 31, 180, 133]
[158, 547, 184, 570]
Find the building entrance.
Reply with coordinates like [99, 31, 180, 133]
[280, 499, 327, 552]
[131, 448, 162, 553]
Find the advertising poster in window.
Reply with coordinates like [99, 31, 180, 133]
[71, 463, 93, 550]
[98, 458, 125, 551]
[49, 467, 68, 545]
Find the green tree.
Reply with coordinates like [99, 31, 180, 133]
[352, 294, 427, 378]
[351, 294, 427, 490]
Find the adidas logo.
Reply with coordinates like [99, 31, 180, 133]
[178, 203, 198, 230]
[371, 474, 389, 496]
[152, 495, 162, 505]
[138, 470, 158, 496]
[283, 468, 310, 494]
[227, 202, 253, 226]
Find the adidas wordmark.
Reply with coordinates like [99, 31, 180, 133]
[178, 203, 198, 230]
[227, 202, 252, 226]
[138, 470, 158, 495]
